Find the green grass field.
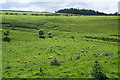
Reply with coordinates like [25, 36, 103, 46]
[1, 11, 119, 78]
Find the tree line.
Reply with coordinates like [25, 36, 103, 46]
[55, 8, 119, 16]
[1, 12, 75, 16]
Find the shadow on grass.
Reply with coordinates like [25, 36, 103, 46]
[84, 36, 120, 42]
[39, 36, 46, 39]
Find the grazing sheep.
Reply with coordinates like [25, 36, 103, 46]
[48, 56, 52, 59]
[33, 56, 37, 59]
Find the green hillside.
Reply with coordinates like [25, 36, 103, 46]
[1, 11, 119, 78]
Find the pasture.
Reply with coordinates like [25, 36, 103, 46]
[1, 12, 119, 78]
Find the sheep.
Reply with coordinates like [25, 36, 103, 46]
[48, 56, 52, 59]
[33, 56, 37, 59]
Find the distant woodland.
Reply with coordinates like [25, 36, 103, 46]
[55, 8, 119, 16]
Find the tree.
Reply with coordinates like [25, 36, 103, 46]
[39, 29, 45, 38]
[39, 29, 44, 36]
[15, 13, 18, 15]
[91, 60, 108, 79]
[114, 12, 118, 16]
[48, 31, 52, 38]
[23, 13, 27, 15]
[3, 30, 11, 42]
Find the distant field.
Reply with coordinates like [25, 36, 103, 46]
[1, 11, 119, 78]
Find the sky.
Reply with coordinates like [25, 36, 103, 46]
[0, 0, 119, 14]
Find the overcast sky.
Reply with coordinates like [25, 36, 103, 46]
[0, 0, 119, 13]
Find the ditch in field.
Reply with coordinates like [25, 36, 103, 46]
[84, 36, 120, 42]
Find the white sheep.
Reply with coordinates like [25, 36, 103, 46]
[33, 56, 37, 59]
[48, 56, 52, 59]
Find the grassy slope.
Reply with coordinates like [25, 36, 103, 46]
[1, 13, 119, 78]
